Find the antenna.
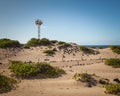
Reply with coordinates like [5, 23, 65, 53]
[35, 19, 43, 40]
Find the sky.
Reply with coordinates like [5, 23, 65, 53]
[0, 0, 120, 45]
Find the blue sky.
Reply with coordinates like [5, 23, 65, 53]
[0, 0, 120, 45]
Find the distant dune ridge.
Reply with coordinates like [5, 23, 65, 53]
[0, 38, 120, 96]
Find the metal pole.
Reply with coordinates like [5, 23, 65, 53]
[35, 19, 42, 40]
[38, 25, 40, 40]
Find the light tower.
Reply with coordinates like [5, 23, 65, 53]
[35, 19, 43, 40]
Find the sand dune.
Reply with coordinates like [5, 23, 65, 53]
[0, 46, 120, 96]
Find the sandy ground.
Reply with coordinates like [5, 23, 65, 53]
[0, 46, 120, 96]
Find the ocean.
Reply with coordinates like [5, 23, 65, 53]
[83, 45, 120, 48]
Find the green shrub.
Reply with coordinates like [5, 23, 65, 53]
[0, 38, 20, 48]
[23, 45, 30, 49]
[36, 63, 65, 77]
[58, 41, 66, 45]
[26, 38, 39, 47]
[105, 58, 120, 68]
[105, 83, 120, 95]
[9, 61, 65, 78]
[99, 78, 110, 85]
[43, 50, 55, 56]
[39, 38, 51, 46]
[0, 74, 17, 93]
[50, 40, 58, 44]
[54, 67, 66, 74]
[73, 73, 97, 87]
[110, 46, 120, 54]
[26, 38, 51, 47]
[79, 46, 93, 53]
[62, 43, 71, 48]
[9, 62, 37, 77]
[58, 42, 71, 49]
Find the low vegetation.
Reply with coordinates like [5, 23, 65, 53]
[39, 38, 51, 46]
[105, 83, 120, 95]
[58, 41, 66, 45]
[9, 61, 65, 78]
[73, 73, 120, 95]
[25, 38, 39, 47]
[62, 43, 71, 48]
[0, 74, 17, 93]
[26, 38, 51, 47]
[43, 50, 55, 56]
[50, 40, 58, 44]
[73, 73, 111, 87]
[58, 41, 71, 48]
[0, 38, 20, 48]
[73, 73, 97, 87]
[79, 46, 93, 54]
[110, 46, 120, 54]
[105, 58, 120, 68]
[99, 78, 109, 85]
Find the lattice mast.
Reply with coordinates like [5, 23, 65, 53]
[35, 19, 43, 40]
